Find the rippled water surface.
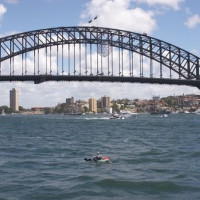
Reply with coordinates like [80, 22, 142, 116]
[0, 114, 200, 200]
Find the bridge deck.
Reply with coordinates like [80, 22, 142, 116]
[0, 75, 199, 89]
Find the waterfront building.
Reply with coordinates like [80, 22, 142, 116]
[76, 100, 89, 110]
[101, 96, 110, 108]
[153, 96, 160, 101]
[89, 98, 97, 113]
[97, 99, 103, 108]
[10, 88, 19, 112]
[176, 96, 184, 107]
[66, 97, 74, 106]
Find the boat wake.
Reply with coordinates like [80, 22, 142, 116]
[85, 117, 110, 120]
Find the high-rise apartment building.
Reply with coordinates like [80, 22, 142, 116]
[101, 96, 110, 108]
[10, 88, 19, 112]
[89, 98, 97, 113]
[66, 97, 74, 105]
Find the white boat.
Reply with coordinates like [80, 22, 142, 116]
[120, 110, 138, 115]
[1, 109, 5, 116]
[161, 114, 168, 118]
[184, 110, 190, 114]
[120, 110, 138, 118]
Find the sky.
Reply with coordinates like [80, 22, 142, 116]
[0, 0, 200, 108]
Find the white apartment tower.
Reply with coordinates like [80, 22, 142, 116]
[10, 88, 19, 112]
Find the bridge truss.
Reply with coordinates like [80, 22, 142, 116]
[0, 26, 199, 88]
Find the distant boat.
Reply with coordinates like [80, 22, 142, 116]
[109, 113, 124, 120]
[161, 114, 168, 118]
[120, 110, 138, 115]
[184, 110, 190, 114]
[1, 109, 5, 116]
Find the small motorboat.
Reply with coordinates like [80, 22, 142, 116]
[109, 113, 124, 120]
[84, 156, 110, 163]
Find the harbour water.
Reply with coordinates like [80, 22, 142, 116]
[0, 114, 200, 199]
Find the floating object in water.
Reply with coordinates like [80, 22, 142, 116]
[84, 156, 109, 163]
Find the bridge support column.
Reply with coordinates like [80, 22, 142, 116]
[197, 59, 200, 80]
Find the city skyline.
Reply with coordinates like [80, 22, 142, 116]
[0, 0, 200, 107]
[1, 87, 198, 110]
[1, 91, 199, 115]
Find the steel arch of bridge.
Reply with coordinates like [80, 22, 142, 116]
[0, 26, 199, 88]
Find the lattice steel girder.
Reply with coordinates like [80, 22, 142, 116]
[0, 26, 199, 80]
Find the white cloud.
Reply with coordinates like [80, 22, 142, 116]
[185, 14, 200, 29]
[0, 4, 7, 27]
[0, 31, 18, 38]
[80, 0, 157, 34]
[133, 0, 184, 11]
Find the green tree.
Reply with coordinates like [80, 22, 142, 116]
[19, 106, 24, 111]
[112, 103, 120, 113]
[0, 106, 11, 114]
[83, 106, 89, 113]
[44, 107, 52, 114]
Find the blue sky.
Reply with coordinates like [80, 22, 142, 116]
[1, 0, 87, 32]
[0, 0, 200, 107]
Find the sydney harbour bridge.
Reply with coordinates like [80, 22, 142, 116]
[0, 26, 199, 89]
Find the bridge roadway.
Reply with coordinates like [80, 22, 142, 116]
[0, 75, 199, 89]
